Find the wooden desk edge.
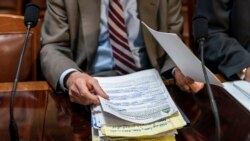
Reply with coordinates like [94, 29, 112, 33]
[0, 81, 51, 92]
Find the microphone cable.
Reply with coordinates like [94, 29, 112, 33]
[9, 26, 31, 141]
[200, 39, 221, 141]
[9, 3, 40, 141]
[193, 16, 221, 141]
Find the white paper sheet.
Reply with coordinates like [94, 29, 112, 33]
[223, 80, 250, 111]
[95, 69, 178, 124]
[142, 22, 222, 87]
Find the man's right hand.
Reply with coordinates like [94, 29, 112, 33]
[65, 71, 109, 105]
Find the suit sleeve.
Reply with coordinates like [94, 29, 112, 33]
[166, 0, 183, 36]
[40, 0, 80, 90]
[195, 0, 250, 79]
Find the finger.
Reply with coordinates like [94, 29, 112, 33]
[175, 76, 185, 87]
[175, 70, 190, 86]
[68, 84, 79, 97]
[185, 76, 195, 84]
[86, 78, 109, 99]
[180, 86, 190, 93]
[190, 81, 204, 93]
[183, 84, 191, 93]
[76, 82, 100, 105]
[90, 79, 109, 99]
[68, 85, 86, 104]
[176, 78, 189, 89]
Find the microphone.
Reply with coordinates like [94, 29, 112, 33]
[24, 3, 40, 28]
[9, 3, 40, 141]
[192, 16, 221, 141]
[192, 16, 208, 46]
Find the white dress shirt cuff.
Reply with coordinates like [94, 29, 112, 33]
[171, 67, 177, 77]
[59, 68, 78, 91]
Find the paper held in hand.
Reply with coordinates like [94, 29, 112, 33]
[141, 22, 222, 87]
[141, 22, 250, 113]
[141, 22, 250, 112]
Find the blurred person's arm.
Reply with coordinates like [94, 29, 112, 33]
[195, 0, 250, 80]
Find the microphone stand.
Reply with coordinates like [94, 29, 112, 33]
[9, 24, 32, 141]
[200, 39, 221, 141]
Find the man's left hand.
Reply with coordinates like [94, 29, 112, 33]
[174, 67, 204, 94]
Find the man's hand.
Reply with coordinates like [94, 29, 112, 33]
[174, 67, 204, 94]
[245, 67, 250, 81]
[66, 71, 109, 105]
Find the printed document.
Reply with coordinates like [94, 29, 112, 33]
[95, 69, 178, 124]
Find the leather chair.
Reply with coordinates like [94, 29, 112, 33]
[0, 14, 41, 82]
[0, 0, 24, 15]
[181, 0, 195, 47]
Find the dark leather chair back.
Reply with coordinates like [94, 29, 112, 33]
[0, 0, 24, 15]
[0, 14, 41, 82]
[182, 0, 196, 46]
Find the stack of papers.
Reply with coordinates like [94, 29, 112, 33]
[91, 69, 187, 141]
[223, 80, 250, 111]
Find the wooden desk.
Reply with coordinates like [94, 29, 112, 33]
[0, 81, 91, 141]
[168, 85, 250, 141]
[0, 81, 249, 141]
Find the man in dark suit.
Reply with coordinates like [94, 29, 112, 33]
[194, 0, 250, 81]
[40, 0, 204, 105]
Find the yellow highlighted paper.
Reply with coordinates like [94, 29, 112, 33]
[104, 136, 175, 141]
[93, 136, 175, 141]
[101, 112, 186, 137]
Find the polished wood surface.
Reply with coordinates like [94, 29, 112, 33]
[0, 81, 92, 141]
[0, 81, 249, 141]
[168, 85, 250, 141]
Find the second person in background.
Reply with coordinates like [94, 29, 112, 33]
[194, 0, 250, 81]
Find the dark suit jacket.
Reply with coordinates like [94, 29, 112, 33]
[40, 0, 183, 90]
[195, 0, 250, 80]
